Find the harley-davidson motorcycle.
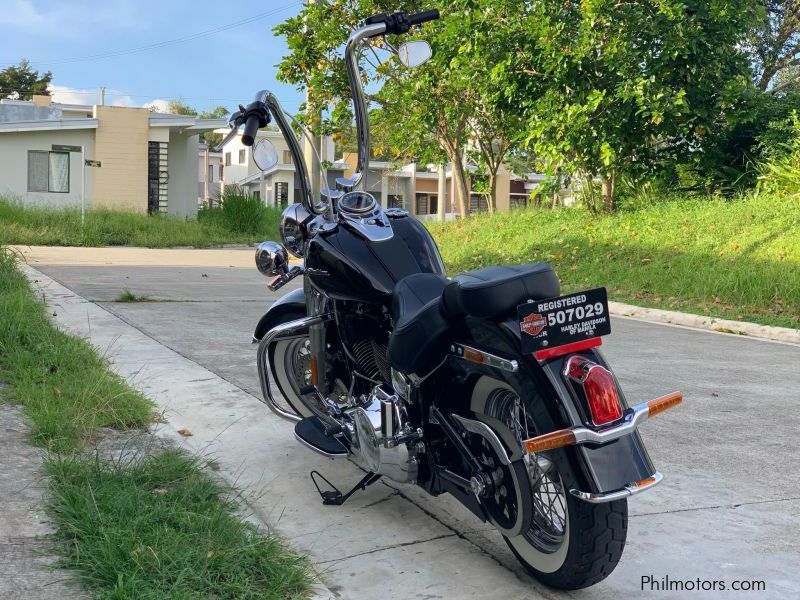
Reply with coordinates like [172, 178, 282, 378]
[225, 9, 682, 589]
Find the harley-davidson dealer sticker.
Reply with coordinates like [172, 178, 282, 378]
[517, 287, 611, 354]
[520, 313, 546, 337]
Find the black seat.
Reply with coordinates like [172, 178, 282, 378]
[388, 263, 560, 375]
[387, 273, 449, 375]
[442, 263, 560, 319]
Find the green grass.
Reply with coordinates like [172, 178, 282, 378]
[0, 197, 281, 248]
[46, 450, 312, 599]
[0, 249, 315, 597]
[115, 289, 154, 303]
[428, 193, 800, 328]
[0, 249, 153, 451]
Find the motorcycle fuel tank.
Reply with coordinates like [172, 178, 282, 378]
[305, 214, 446, 303]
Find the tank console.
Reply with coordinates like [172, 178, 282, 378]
[338, 191, 396, 242]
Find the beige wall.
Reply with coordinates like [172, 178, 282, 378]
[92, 106, 149, 212]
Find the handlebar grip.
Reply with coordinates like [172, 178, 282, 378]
[241, 114, 260, 147]
[407, 9, 439, 26]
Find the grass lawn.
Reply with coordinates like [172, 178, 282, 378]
[0, 248, 313, 598]
[47, 451, 311, 598]
[0, 198, 280, 248]
[428, 193, 800, 328]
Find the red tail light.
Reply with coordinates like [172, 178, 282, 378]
[564, 356, 623, 426]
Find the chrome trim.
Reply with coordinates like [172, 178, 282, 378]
[293, 430, 346, 458]
[252, 90, 322, 215]
[256, 314, 329, 423]
[569, 402, 651, 446]
[336, 21, 387, 192]
[450, 414, 511, 466]
[570, 471, 663, 503]
[449, 343, 519, 373]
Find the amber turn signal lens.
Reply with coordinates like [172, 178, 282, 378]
[647, 391, 683, 418]
[629, 475, 658, 489]
[523, 429, 577, 453]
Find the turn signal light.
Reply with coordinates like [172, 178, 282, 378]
[647, 391, 683, 417]
[523, 429, 577, 453]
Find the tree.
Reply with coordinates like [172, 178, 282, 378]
[745, 1, 800, 90]
[0, 60, 52, 100]
[274, 1, 526, 217]
[164, 100, 229, 146]
[504, 0, 761, 210]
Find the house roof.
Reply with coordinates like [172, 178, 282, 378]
[0, 119, 98, 133]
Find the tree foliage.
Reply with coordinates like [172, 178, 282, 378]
[501, 0, 761, 210]
[0, 60, 52, 100]
[745, 1, 800, 90]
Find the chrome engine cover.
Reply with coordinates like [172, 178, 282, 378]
[347, 387, 418, 483]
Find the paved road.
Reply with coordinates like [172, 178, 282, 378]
[29, 247, 800, 599]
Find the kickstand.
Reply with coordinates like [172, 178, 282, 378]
[310, 470, 382, 506]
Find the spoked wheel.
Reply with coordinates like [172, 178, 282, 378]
[475, 378, 628, 590]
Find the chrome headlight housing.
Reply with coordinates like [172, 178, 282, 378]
[280, 203, 312, 258]
[255, 241, 288, 277]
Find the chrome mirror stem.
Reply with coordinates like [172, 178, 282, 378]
[253, 90, 318, 215]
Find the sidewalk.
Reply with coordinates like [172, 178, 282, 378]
[0, 403, 86, 599]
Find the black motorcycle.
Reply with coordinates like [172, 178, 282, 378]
[227, 9, 682, 590]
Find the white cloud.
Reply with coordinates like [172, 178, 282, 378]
[49, 85, 164, 110]
[143, 99, 170, 113]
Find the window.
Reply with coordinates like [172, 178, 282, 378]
[28, 150, 69, 193]
[239, 149, 246, 164]
[275, 181, 288, 206]
[386, 194, 403, 209]
[219, 164, 224, 179]
[207, 164, 214, 182]
[252, 190, 260, 200]
[469, 194, 488, 213]
[224, 152, 231, 166]
[415, 193, 437, 215]
[283, 150, 293, 164]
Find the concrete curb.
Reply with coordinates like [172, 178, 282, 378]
[609, 301, 800, 345]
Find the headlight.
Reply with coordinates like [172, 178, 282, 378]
[255, 241, 288, 277]
[280, 203, 312, 258]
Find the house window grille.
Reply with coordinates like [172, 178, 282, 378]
[275, 181, 288, 206]
[148, 141, 169, 214]
[469, 194, 488, 213]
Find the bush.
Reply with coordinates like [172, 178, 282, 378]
[203, 188, 268, 235]
[757, 112, 800, 196]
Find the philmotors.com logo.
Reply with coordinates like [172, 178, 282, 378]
[521, 313, 546, 337]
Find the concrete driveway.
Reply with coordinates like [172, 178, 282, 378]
[22, 246, 800, 599]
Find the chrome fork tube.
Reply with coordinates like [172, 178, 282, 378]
[256, 314, 329, 423]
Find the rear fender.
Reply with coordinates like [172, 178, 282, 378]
[252, 286, 307, 342]
[442, 316, 656, 496]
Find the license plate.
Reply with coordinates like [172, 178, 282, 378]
[517, 287, 611, 354]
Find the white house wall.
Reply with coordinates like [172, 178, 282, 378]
[167, 130, 199, 218]
[0, 128, 95, 209]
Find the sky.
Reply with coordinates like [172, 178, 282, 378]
[0, 0, 305, 114]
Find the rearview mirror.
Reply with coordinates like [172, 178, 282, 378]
[397, 40, 432, 68]
[253, 138, 278, 171]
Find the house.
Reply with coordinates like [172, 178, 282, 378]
[0, 95, 226, 218]
[219, 128, 346, 206]
[340, 152, 547, 220]
[198, 142, 223, 207]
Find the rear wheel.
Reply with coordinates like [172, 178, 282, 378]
[477, 378, 628, 589]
